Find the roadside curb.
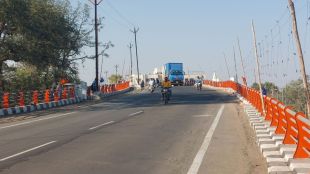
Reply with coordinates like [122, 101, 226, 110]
[0, 97, 82, 117]
[236, 94, 310, 174]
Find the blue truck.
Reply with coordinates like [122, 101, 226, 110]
[164, 63, 184, 86]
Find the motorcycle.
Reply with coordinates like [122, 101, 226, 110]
[149, 85, 155, 93]
[162, 88, 170, 104]
[196, 82, 202, 91]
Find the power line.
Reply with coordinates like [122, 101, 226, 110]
[105, 0, 135, 27]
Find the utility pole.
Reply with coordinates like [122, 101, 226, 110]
[89, 0, 103, 91]
[288, 0, 310, 118]
[223, 53, 231, 79]
[131, 27, 140, 84]
[115, 65, 119, 83]
[128, 43, 133, 82]
[252, 20, 266, 115]
[233, 46, 238, 83]
[104, 71, 108, 84]
[237, 37, 247, 86]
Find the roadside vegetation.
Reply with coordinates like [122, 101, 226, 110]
[251, 79, 307, 113]
[0, 0, 93, 92]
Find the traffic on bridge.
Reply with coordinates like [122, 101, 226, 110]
[1, 0, 310, 174]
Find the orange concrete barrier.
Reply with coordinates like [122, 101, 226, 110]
[70, 87, 75, 98]
[62, 88, 67, 99]
[205, 79, 310, 160]
[44, 89, 50, 103]
[3, 92, 9, 108]
[54, 90, 59, 102]
[33, 90, 38, 105]
[18, 91, 25, 106]
[295, 113, 310, 158]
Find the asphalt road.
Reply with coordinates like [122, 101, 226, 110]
[0, 86, 267, 174]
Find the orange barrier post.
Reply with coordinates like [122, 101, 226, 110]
[70, 87, 75, 98]
[18, 91, 25, 106]
[33, 90, 39, 105]
[54, 90, 59, 102]
[62, 88, 67, 99]
[294, 113, 310, 158]
[3, 92, 9, 108]
[44, 89, 50, 103]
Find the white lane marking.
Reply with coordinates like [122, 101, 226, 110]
[192, 115, 214, 117]
[0, 141, 57, 162]
[187, 105, 225, 174]
[128, 111, 144, 117]
[88, 121, 115, 130]
[0, 112, 76, 130]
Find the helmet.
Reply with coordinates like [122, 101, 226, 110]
[164, 77, 168, 80]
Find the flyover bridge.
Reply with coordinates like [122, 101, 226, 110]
[0, 81, 308, 174]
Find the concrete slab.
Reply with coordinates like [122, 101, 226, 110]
[260, 144, 279, 152]
[267, 166, 292, 174]
[263, 151, 282, 158]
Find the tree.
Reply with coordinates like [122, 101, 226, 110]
[283, 79, 307, 113]
[251, 82, 259, 91]
[251, 81, 279, 97]
[263, 82, 279, 96]
[0, 0, 92, 91]
[108, 74, 122, 84]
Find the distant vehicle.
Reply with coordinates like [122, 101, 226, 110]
[194, 79, 202, 91]
[164, 63, 184, 86]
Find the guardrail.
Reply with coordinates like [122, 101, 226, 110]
[0, 87, 75, 109]
[203, 80, 310, 159]
[1, 81, 130, 109]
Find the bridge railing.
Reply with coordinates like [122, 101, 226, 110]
[0, 87, 76, 109]
[204, 80, 310, 159]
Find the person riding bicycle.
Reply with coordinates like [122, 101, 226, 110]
[161, 77, 172, 100]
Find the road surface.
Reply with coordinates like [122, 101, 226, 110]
[0, 86, 267, 174]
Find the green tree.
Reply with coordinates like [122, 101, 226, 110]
[108, 74, 122, 84]
[0, 0, 92, 91]
[283, 79, 307, 113]
[251, 82, 259, 91]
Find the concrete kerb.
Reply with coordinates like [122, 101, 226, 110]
[0, 97, 83, 117]
[0, 87, 132, 118]
[239, 97, 295, 173]
[213, 85, 309, 173]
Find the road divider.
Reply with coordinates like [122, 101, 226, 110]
[88, 121, 115, 130]
[0, 141, 57, 162]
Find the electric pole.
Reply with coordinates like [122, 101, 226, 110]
[288, 0, 310, 118]
[252, 20, 266, 115]
[233, 46, 238, 83]
[89, 0, 103, 91]
[115, 65, 119, 83]
[223, 53, 231, 79]
[131, 27, 140, 84]
[128, 43, 133, 82]
[104, 71, 108, 84]
[237, 37, 247, 86]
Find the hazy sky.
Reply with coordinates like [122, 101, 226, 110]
[73, 0, 310, 87]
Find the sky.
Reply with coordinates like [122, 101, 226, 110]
[72, 0, 310, 87]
